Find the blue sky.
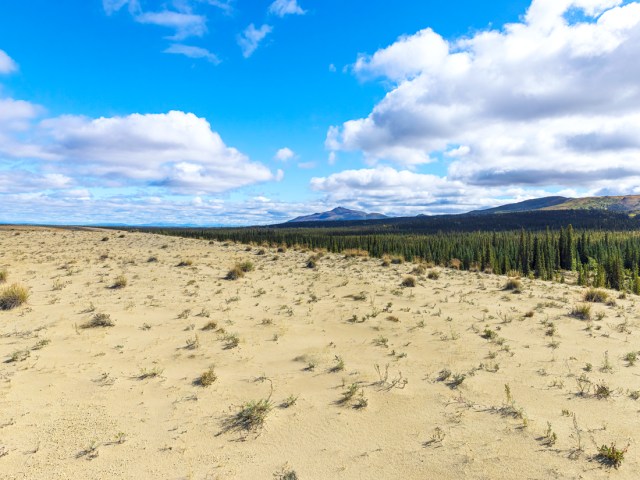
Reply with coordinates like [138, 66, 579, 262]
[1, 0, 640, 225]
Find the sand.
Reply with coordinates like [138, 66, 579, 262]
[0, 226, 639, 479]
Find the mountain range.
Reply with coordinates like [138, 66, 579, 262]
[288, 195, 640, 223]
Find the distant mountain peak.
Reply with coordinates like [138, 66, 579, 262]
[287, 206, 388, 223]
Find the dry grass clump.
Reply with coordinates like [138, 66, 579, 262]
[222, 397, 274, 433]
[411, 264, 426, 275]
[583, 288, 608, 303]
[344, 249, 369, 258]
[177, 259, 193, 267]
[571, 303, 592, 320]
[238, 260, 254, 272]
[111, 275, 128, 289]
[81, 313, 115, 329]
[226, 265, 244, 280]
[427, 270, 440, 280]
[503, 278, 522, 292]
[401, 275, 416, 287]
[0, 283, 29, 310]
[0, 268, 7, 283]
[197, 365, 217, 387]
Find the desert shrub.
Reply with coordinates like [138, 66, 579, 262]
[584, 288, 608, 303]
[81, 313, 114, 328]
[0, 268, 7, 283]
[306, 256, 318, 269]
[401, 276, 416, 287]
[177, 259, 193, 267]
[226, 266, 244, 280]
[427, 270, 440, 280]
[111, 275, 127, 289]
[256, 248, 266, 255]
[0, 283, 29, 310]
[197, 366, 217, 387]
[238, 260, 254, 272]
[411, 264, 426, 275]
[277, 245, 287, 253]
[390, 256, 404, 265]
[503, 278, 522, 292]
[224, 398, 274, 432]
[201, 320, 218, 331]
[147, 256, 158, 263]
[571, 303, 592, 320]
[381, 255, 391, 267]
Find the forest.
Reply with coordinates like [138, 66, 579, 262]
[128, 210, 640, 292]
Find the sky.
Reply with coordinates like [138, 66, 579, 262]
[1, 0, 640, 225]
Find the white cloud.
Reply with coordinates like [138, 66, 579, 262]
[30, 110, 275, 194]
[274, 147, 295, 161]
[0, 50, 17, 74]
[238, 23, 272, 58]
[328, 0, 640, 188]
[164, 44, 220, 64]
[269, 0, 306, 17]
[311, 166, 581, 216]
[135, 10, 207, 40]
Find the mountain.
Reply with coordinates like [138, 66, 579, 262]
[288, 207, 388, 223]
[469, 196, 570, 215]
[470, 195, 640, 216]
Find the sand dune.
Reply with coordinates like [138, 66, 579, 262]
[1, 226, 639, 479]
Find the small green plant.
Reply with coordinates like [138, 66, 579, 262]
[0, 283, 29, 310]
[81, 313, 115, 329]
[111, 275, 127, 289]
[223, 332, 240, 349]
[280, 395, 298, 408]
[544, 422, 557, 446]
[596, 443, 628, 469]
[32, 339, 51, 350]
[330, 355, 345, 372]
[340, 383, 359, 403]
[481, 328, 498, 340]
[197, 365, 217, 386]
[624, 351, 637, 366]
[114, 432, 127, 444]
[594, 382, 612, 399]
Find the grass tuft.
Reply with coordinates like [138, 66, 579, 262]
[0, 283, 29, 310]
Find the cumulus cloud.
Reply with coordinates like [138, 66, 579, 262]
[269, 0, 305, 17]
[311, 166, 586, 216]
[328, 0, 640, 192]
[0, 49, 17, 74]
[238, 23, 272, 58]
[30, 111, 276, 194]
[164, 43, 220, 64]
[274, 147, 295, 161]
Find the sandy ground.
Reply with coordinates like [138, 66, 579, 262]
[1, 226, 639, 479]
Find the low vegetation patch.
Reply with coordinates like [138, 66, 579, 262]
[111, 275, 128, 289]
[571, 303, 592, 320]
[81, 313, 115, 329]
[503, 278, 522, 292]
[596, 443, 628, 469]
[0, 268, 7, 283]
[401, 275, 416, 287]
[0, 283, 29, 310]
[584, 288, 608, 303]
[197, 365, 217, 387]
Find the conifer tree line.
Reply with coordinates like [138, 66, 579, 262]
[133, 222, 640, 293]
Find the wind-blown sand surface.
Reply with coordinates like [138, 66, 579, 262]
[1, 226, 639, 479]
